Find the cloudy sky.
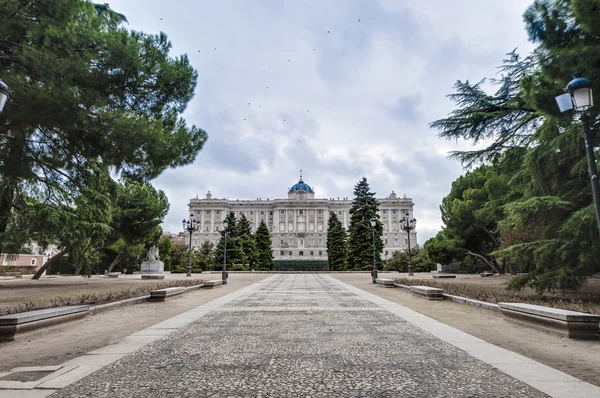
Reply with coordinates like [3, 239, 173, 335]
[110, 0, 535, 243]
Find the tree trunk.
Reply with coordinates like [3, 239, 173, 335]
[0, 129, 27, 235]
[32, 249, 68, 280]
[107, 251, 124, 273]
[464, 250, 501, 273]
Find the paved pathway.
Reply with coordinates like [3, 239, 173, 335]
[4, 274, 597, 397]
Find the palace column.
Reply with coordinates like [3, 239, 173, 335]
[294, 209, 297, 233]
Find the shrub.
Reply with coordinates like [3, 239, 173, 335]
[274, 260, 329, 271]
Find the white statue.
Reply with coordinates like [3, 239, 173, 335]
[147, 245, 160, 261]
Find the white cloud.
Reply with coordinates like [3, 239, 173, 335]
[108, 0, 535, 242]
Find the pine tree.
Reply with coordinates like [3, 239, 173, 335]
[254, 220, 274, 270]
[237, 214, 256, 268]
[326, 213, 347, 270]
[347, 178, 384, 270]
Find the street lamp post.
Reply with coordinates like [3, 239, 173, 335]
[555, 77, 600, 234]
[182, 214, 199, 277]
[0, 77, 11, 113]
[400, 214, 417, 276]
[370, 217, 377, 283]
[222, 218, 229, 285]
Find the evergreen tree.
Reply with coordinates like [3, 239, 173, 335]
[326, 213, 347, 270]
[214, 211, 245, 269]
[347, 178, 383, 270]
[254, 220, 274, 270]
[237, 215, 256, 268]
[0, 0, 207, 242]
[429, 0, 600, 291]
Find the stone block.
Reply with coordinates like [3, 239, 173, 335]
[0, 306, 89, 341]
[203, 279, 223, 288]
[375, 278, 395, 287]
[498, 302, 600, 339]
[410, 286, 444, 300]
[141, 274, 166, 280]
[436, 263, 460, 273]
[150, 287, 185, 301]
[140, 260, 164, 274]
[480, 272, 494, 277]
[106, 272, 120, 278]
[432, 274, 456, 279]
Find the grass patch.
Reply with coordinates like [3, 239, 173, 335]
[0, 279, 203, 316]
[395, 278, 600, 315]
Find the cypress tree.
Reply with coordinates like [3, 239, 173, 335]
[254, 220, 274, 270]
[214, 211, 245, 269]
[326, 213, 348, 270]
[237, 214, 256, 268]
[347, 177, 384, 270]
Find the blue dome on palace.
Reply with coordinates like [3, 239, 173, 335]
[289, 179, 313, 193]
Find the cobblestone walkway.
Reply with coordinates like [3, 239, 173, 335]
[51, 275, 547, 397]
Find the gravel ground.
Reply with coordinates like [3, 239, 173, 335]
[0, 274, 269, 372]
[334, 272, 600, 386]
[51, 274, 546, 397]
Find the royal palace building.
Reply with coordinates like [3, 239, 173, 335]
[187, 172, 417, 261]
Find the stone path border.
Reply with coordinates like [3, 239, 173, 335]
[0, 276, 278, 397]
[325, 275, 600, 398]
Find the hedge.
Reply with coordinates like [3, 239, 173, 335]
[274, 260, 329, 271]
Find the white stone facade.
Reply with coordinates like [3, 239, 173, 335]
[187, 174, 417, 261]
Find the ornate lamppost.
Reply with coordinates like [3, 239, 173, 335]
[555, 77, 600, 234]
[370, 217, 377, 283]
[222, 218, 229, 284]
[0, 77, 11, 113]
[400, 214, 417, 276]
[182, 214, 199, 277]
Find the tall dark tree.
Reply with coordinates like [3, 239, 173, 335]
[326, 212, 347, 270]
[214, 211, 244, 269]
[347, 178, 383, 270]
[104, 180, 169, 272]
[254, 220, 274, 270]
[237, 215, 256, 268]
[0, 0, 207, 249]
[28, 163, 115, 279]
[157, 235, 174, 271]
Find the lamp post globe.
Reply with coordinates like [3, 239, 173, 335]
[555, 76, 600, 235]
[222, 218, 229, 284]
[566, 77, 593, 112]
[0, 78, 11, 113]
[182, 214, 198, 277]
[370, 217, 377, 283]
[400, 214, 416, 276]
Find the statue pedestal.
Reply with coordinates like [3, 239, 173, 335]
[140, 260, 165, 279]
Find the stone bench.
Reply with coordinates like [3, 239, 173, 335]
[410, 286, 444, 300]
[0, 305, 89, 341]
[203, 279, 223, 288]
[106, 272, 120, 278]
[150, 287, 186, 301]
[432, 274, 456, 279]
[375, 278, 395, 287]
[480, 272, 495, 277]
[498, 302, 600, 339]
